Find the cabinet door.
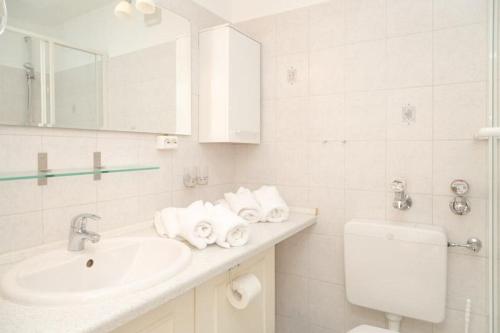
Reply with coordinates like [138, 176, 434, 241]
[111, 290, 195, 333]
[195, 247, 275, 333]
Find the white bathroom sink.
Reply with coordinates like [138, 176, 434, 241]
[0, 237, 191, 306]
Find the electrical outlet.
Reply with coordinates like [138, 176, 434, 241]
[156, 135, 178, 150]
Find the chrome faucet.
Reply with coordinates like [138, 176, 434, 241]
[68, 213, 101, 252]
[391, 179, 412, 210]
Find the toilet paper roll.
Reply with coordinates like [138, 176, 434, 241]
[226, 273, 262, 310]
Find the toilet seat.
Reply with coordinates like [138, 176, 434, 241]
[348, 325, 396, 333]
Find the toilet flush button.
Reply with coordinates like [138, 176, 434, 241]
[386, 233, 394, 240]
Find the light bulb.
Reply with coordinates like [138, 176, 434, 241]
[114, 0, 133, 19]
[135, 0, 156, 15]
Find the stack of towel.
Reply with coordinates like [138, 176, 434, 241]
[154, 200, 249, 250]
[154, 186, 289, 250]
[223, 186, 289, 223]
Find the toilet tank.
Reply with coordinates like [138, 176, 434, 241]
[344, 220, 448, 323]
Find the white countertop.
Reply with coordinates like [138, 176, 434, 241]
[0, 210, 316, 333]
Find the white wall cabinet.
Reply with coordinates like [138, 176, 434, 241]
[199, 24, 261, 144]
[112, 248, 275, 333]
[195, 247, 275, 333]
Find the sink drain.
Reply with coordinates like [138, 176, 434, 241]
[86, 259, 94, 268]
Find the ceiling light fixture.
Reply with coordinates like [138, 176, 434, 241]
[114, 0, 133, 19]
[135, 0, 156, 15]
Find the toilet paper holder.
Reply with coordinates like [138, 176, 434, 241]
[228, 264, 240, 291]
[226, 266, 262, 310]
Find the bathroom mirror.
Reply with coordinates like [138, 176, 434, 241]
[0, 0, 191, 135]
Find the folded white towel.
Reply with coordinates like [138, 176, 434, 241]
[154, 207, 179, 239]
[205, 202, 250, 248]
[253, 186, 289, 223]
[177, 200, 217, 249]
[224, 187, 263, 223]
[154, 201, 217, 250]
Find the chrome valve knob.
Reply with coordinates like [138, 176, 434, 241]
[449, 180, 471, 215]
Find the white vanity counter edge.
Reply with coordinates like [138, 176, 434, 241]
[0, 209, 316, 333]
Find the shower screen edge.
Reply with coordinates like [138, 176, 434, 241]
[489, 0, 499, 332]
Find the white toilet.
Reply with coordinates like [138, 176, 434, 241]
[344, 219, 448, 332]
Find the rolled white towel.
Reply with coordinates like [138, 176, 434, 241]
[154, 207, 180, 239]
[173, 200, 217, 250]
[154, 201, 217, 250]
[253, 186, 289, 223]
[224, 187, 263, 223]
[205, 202, 250, 248]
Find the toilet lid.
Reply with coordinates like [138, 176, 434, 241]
[348, 325, 396, 333]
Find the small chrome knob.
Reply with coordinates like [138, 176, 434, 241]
[449, 197, 471, 215]
[451, 179, 469, 195]
[449, 180, 471, 215]
[467, 238, 482, 252]
[391, 179, 406, 192]
[391, 178, 412, 211]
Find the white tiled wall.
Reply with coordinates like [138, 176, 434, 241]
[0, 0, 492, 332]
[0, 116, 236, 254]
[0, 0, 232, 255]
[234, 0, 489, 332]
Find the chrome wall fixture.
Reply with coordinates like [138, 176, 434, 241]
[448, 237, 482, 253]
[391, 178, 412, 210]
[183, 166, 198, 188]
[196, 166, 209, 185]
[37, 152, 48, 186]
[36, 152, 104, 185]
[183, 166, 209, 187]
[93, 152, 103, 181]
[449, 179, 471, 215]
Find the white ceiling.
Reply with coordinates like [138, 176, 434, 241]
[191, 0, 232, 22]
[192, 0, 328, 22]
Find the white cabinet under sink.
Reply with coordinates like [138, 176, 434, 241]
[112, 290, 195, 333]
[199, 24, 261, 144]
[113, 248, 275, 333]
[195, 247, 275, 333]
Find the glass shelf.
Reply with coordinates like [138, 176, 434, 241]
[0, 165, 160, 182]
